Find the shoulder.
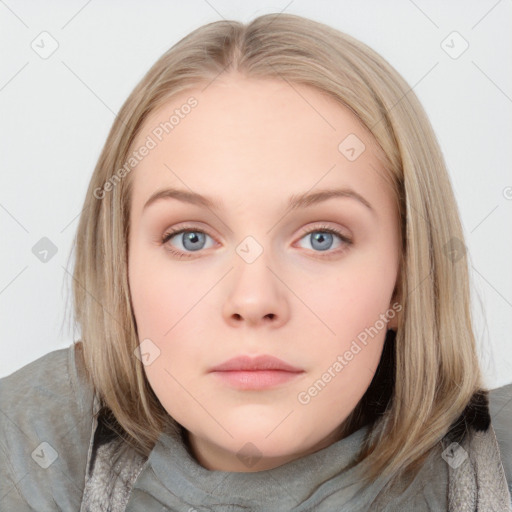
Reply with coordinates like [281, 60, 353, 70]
[0, 342, 96, 510]
[377, 385, 512, 511]
[489, 381, 512, 497]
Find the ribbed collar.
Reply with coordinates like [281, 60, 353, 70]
[127, 423, 389, 511]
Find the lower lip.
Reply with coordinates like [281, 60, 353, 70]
[210, 370, 304, 390]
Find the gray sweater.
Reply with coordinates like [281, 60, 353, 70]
[1, 342, 511, 511]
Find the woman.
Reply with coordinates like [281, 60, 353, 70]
[1, 13, 510, 511]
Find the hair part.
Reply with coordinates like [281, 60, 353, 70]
[71, 12, 486, 489]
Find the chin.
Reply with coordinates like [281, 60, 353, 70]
[221, 425, 305, 455]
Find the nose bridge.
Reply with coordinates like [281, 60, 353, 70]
[233, 234, 278, 299]
[222, 234, 289, 326]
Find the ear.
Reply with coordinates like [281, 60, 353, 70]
[387, 311, 398, 331]
[387, 272, 402, 332]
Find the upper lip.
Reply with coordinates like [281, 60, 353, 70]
[209, 355, 303, 372]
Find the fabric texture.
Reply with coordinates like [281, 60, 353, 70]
[80, 397, 146, 512]
[0, 342, 94, 510]
[445, 422, 511, 511]
[81, 395, 511, 512]
[1, 342, 511, 512]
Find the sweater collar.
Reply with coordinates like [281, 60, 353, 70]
[130, 422, 384, 510]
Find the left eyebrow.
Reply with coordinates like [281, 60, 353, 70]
[286, 188, 375, 215]
[142, 186, 375, 216]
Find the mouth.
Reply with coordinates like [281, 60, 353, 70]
[208, 354, 304, 390]
[209, 354, 303, 372]
[210, 369, 305, 390]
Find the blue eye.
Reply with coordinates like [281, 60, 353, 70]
[300, 231, 337, 251]
[161, 224, 352, 259]
[162, 228, 214, 258]
[296, 226, 352, 254]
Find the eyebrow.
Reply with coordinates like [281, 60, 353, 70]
[143, 186, 375, 215]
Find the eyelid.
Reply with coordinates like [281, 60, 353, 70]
[161, 221, 352, 257]
[162, 223, 350, 242]
[161, 223, 216, 244]
[297, 223, 351, 242]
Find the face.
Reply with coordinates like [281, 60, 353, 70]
[127, 73, 401, 472]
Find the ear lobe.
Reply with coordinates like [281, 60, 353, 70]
[387, 281, 401, 332]
[386, 301, 399, 331]
[387, 312, 398, 331]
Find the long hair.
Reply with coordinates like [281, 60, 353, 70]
[71, 13, 486, 487]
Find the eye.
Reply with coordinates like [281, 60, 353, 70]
[161, 223, 352, 259]
[162, 226, 216, 258]
[296, 224, 352, 255]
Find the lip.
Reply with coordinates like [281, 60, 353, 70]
[209, 355, 305, 390]
[209, 355, 303, 372]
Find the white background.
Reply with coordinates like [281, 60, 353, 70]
[1, 0, 511, 389]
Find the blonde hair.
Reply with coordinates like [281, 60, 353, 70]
[71, 13, 485, 489]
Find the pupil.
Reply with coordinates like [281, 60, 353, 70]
[312, 232, 332, 251]
[183, 232, 204, 251]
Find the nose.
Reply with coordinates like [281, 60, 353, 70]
[222, 254, 290, 329]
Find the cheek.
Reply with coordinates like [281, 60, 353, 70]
[129, 246, 195, 335]
[128, 246, 210, 387]
[304, 257, 395, 337]
[297, 250, 395, 399]
[129, 253, 203, 405]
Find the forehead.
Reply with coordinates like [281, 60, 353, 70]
[129, 75, 390, 214]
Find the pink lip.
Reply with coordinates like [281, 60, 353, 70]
[209, 355, 303, 372]
[209, 355, 305, 390]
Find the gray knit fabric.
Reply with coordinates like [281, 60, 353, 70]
[2, 344, 509, 511]
[81, 437, 146, 512]
[80, 392, 512, 512]
[80, 395, 147, 512]
[446, 425, 511, 511]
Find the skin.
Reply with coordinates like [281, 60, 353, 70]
[127, 73, 401, 472]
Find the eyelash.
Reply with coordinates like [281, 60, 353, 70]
[161, 223, 352, 259]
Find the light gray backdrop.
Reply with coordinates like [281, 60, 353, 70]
[1, 0, 511, 389]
